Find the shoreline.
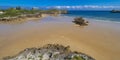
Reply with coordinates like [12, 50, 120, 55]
[0, 14, 61, 24]
[0, 16, 120, 60]
[62, 15, 120, 24]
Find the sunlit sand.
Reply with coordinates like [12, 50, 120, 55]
[0, 16, 120, 60]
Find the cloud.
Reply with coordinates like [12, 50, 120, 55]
[46, 5, 120, 9]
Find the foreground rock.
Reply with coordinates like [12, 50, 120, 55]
[73, 17, 89, 26]
[3, 44, 95, 60]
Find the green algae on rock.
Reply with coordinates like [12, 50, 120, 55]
[3, 44, 95, 60]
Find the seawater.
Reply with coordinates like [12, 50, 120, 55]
[63, 10, 120, 22]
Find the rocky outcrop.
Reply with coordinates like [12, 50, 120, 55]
[111, 10, 120, 13]
[0, 13, 42, 21]
[0, 8, 67, 21]
[3, 44, 95, 60]
[73, 17, 89, 26]
[0, 11, 4, 14]
[59, 10, 68, 14]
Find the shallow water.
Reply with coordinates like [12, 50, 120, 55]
[64, 10, 120, 22]
[0, 16, 120, 60]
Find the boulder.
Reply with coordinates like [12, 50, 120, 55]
[3, 44, 95, 60]
[73, 17, 89, 26]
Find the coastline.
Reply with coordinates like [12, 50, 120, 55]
[0, 16, 120, 60]
[62, 15, 120, 24]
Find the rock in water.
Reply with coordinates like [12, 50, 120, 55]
[3, 44, 95, 60]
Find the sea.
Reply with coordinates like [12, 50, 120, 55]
[63, 10, 120, 23]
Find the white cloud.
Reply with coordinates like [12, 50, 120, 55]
[47, 5, 120, 9]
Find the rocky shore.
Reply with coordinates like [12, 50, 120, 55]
[0, 13, 41, 21]
[0, 13, 62, 21]
[0, 8, 67, 21]
[3, 44, 95, 60]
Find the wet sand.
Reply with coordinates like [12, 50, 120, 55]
[0, 16, 120, 60]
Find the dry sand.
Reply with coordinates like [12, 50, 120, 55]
[0, 16, 120, 60]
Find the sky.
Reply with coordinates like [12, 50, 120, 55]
[0, 0, 120, 10]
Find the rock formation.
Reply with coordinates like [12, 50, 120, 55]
[3, 44, 95, 60]
[73, 17, 89, 26]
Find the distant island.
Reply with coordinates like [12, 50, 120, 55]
[0, 7, 67, 21]
[111, 10, 120, 13]
[3, 44, 95, 60]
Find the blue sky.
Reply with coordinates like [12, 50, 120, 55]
[0, 0, 120, 9]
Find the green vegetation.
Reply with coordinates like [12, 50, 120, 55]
[72, 56, 84, 60]
[3, 44, 94, 60]
[38, 55, 43, 60]
[0, 7, 40, 18]
[0, 7, 67, 18]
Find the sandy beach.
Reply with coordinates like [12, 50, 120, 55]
[0, 16, 120, 60]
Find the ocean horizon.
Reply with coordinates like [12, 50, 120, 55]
[63, 10, 120, 23]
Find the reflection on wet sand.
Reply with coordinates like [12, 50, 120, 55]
[0, 16, 120, 60]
